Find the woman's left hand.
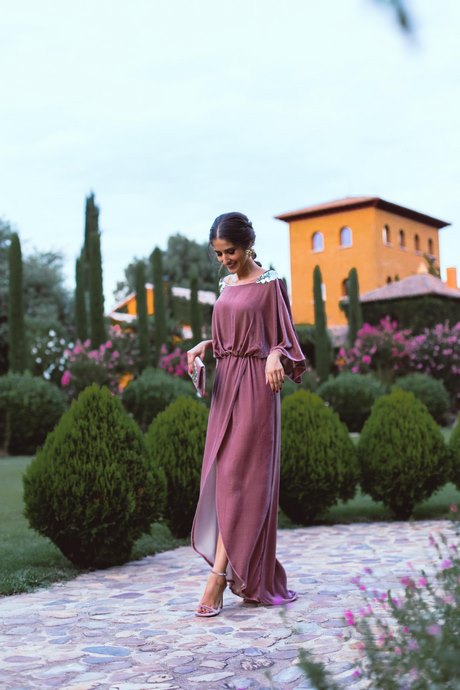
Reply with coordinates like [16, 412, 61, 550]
[265, 351, 285, 393]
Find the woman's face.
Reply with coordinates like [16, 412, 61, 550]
[211, 238, 248, 274]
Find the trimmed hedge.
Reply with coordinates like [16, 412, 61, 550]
[280, 390, 359, 524]
[122, 367, 196, 431]
[358, 389, 448, 519]
[23, 385, 166, 568]
[317, 373, 385, 432]
[145, 397, 208, 538]
[0, 372, 66, 455]
[392, 373, 450, 424]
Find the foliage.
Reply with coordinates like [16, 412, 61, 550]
[293, 324, 316, 365]
[346, 267, 363, 348]
[75, 255, 87, 341]
[337, 317, 412, 385]
[0, 372, 66, 455]
[358, 390, 448, 519]
[280, 390, 359, 524]
[361, 297, 460, 335]
[313, 265, 332, 383]
[159, 344, 189, 379]
[145, 397, 208, 537]
[8, 233, 27, 372]
[60, 325, 140, 398]
[122, 367, 196, 431]
[449, 421, 460, 491]
[299, 508, 460, 689]
[151, 247, 168, 364]
[280, 367, 319, 400]
[392, 373, 450, 425]
[135, 261, 150, 369]
[23, 385, 166, 569]
[317, 373, 386, 432]
[164, 234, 219, 292]
[89, 229, 106, 347]
[408, 321, 460, 409]
[29, 327, 68, 384]
[190, 271, 202, 345]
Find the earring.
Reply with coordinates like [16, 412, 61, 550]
[245, 248, 256, 259]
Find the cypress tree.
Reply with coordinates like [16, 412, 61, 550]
[75, 255, 88, 342]
[151, 248, 167, 364]
[89, 231, 106, 347]
[8, 233, 27, 372]
[346, 267, 363, 348]
[190, 271, 202, 345]
[135, 261, 150, 370]
[313, 265, 331, 383]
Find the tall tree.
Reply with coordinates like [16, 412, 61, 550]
[190, 271, 202, 346]
[313, 265, 331, 383]
[346, 267, 363, 348]
[151, 247, 167, 364]
[83, 193, 99, 271]
[89, 231, 106, 347]
[8, 233, 27, 372]
[135, 261, 150, 370]
[75, 255, 88, 341]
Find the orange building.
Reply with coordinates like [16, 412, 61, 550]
[275, 197, 451, 326]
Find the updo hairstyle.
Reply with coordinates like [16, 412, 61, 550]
[209, 212, 261, 266]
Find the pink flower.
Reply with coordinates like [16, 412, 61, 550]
[84, 339, 91, 348]
[440, 559, 453, 570]
[362, 355, 371, 365]
[105, 340, 113, 348]
[61, 370, 72, 386]
[344, 610, 355, 625]
[73, 344, 84, 355]
[426, 624, 442, 637]
[450, 504, 458, 513]
[408, 639, 419, 651]
[417, 577, 427, 587]
[352, 669, 362, 678]
[400, 576, 415, 589]
[363, 566, 373, 574]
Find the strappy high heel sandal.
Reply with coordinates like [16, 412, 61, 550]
[195, 569, 227, 618]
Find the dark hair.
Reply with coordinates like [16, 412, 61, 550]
[209, 212, 256, 250]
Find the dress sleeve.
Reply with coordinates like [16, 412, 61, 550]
[269, 279, 307, 383]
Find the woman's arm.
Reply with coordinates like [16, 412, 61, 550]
[187, 339, 213, 374]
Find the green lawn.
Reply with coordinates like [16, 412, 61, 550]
[0, 456, 184, 597]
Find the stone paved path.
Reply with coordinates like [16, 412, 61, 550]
[0, 520, 453, 690]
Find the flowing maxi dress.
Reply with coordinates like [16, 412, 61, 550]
[191, 269, 307, 605]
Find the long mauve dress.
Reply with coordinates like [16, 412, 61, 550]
[191, 269, 306, 605]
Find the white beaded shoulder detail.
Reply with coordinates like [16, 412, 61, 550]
[219, 269, 278, 293]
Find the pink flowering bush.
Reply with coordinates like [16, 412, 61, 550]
[298, 506, 460, 689]
[409, 321, 460, 408]
[337, 317, 412, 385]
[158, 345, 189, 380]
[60, 325, 140, 398]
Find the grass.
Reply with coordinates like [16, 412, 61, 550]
[0, 456, 184, 597]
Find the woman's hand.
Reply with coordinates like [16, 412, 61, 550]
[265, 351, 285, 393]
[187, 340, 212, 375]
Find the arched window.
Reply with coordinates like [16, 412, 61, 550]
[428, 238, 434, 255]
[399, 229, 406, 248]
[414, 234, 420, 252]
[312, 232, 324, 252]
[382, 225, 391, 244]
[386, 276, 392, 284]
[321, 282, 327, 301]
[341, 278, 349, 296]
[340, 226, 352, 248]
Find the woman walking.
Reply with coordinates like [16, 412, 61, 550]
[187, 212, 306, 617]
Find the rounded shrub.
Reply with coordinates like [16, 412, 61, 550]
[317, 373, 386, 432]
[392, 373, 450, 425]
[122, 367, 196, 431]
[145, 396, 208, 538]
[358, 389, 448, 519]
[0, 372, 66, 455]
[23, 385, 166, 568]
[280, 390, 359, 524]
[449, 418, 460, 489]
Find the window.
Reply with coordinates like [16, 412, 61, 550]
[340, 226, 352, 248]
[414, 234, 420, 252]
[382, 225, 391, 244]
[312, 232, 324, 252]
[341, 278, 349, 296]
[386, 276, 392, 284]
[321, 283, 327, 301]
[399, 229, 406, 248]
[428, 238, 434, 255]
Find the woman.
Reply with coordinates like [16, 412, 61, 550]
[187, 212, 306, 617]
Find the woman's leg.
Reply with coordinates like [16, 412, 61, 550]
[196, 533, 228, 613]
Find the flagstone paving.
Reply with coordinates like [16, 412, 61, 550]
[0, 520, 454, 690]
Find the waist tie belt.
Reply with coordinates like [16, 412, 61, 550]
[216, 352, 266, 360]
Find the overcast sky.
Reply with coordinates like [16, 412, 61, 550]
[1, 0, 459, 306]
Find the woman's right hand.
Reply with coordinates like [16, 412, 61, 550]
[187, 340, 212, 375]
